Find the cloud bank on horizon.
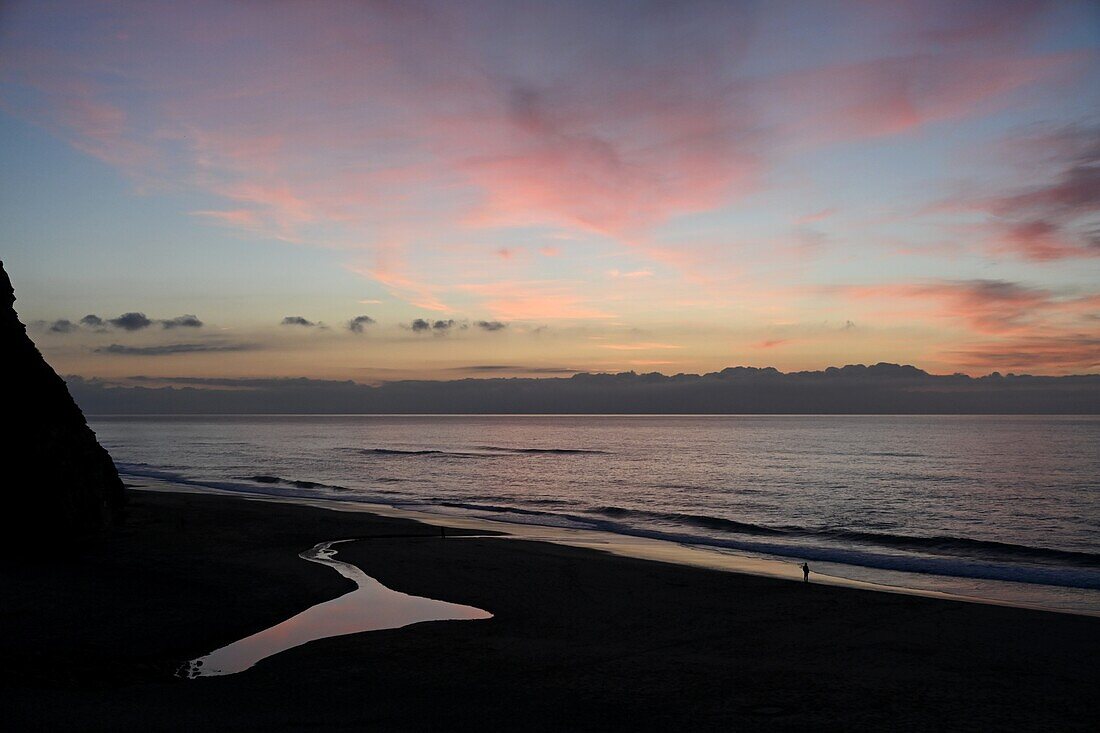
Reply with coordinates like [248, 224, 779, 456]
[0, 0, 1097, 380]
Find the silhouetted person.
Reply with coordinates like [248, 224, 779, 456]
[801, 562, 810, 583]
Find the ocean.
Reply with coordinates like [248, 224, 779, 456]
[91, 415, 1100, 614]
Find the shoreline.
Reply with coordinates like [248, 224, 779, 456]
[2, 487, 1098, 730]
[129, 475, 1100, 618]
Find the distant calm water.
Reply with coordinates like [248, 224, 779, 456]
[91, 415, 1100, 614]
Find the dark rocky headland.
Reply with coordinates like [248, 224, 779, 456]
[0, 260, 124, 542]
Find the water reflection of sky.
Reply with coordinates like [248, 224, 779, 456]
[181, 541, 491, 678]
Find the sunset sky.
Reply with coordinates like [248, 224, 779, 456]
[1, 0, 1097, 382]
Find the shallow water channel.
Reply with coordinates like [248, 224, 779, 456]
[179, 539, 492, 678]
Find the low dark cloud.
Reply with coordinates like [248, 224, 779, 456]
[447, 365, 579, 374]
[95, 342, 256, 356]
[108, 312, 153, 331]
[281, 316, 315, 327]
[123, 375, 313, 387]
[409, 318, 458, 333]
[477, 320, 507, 332]
[347, 315, 376, 333]
[161, 314, 203, 329]
[64, 367, 1100, 415]
[45, 312, 203, 333]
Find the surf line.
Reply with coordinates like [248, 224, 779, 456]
[178, 539, 492, 678]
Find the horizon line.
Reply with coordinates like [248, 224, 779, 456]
[68, 362, 1100, 385]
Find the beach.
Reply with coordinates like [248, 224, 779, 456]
[2, 487, 1097, 731]
[6, 2, 1099, 731]
[92, 414, 1100, 615]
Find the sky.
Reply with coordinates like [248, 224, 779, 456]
[1, 0, 1098, 383]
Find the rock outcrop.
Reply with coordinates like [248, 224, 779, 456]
[1, 260, 124, 540]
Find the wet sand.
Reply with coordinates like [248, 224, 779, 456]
[1, 488, 1097, 731]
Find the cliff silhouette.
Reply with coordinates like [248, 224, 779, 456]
[1, 261, 124, 540]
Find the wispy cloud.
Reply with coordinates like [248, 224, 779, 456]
[839, 277, 1099, 373]
[95, 342, 256, 356]
[796, 208, 836, 225]
[346, 263, 451, 313]
[841, 279, 1094, 335]
[458, 281, 613, 320]
[444, 364, 577, 374]
[945, 335, 1100, 372]
[10, 2, 1050, 269]
[598, 342, 682, 351]
[932, 123, 1100, 261]
[2, 1, 1096, 375]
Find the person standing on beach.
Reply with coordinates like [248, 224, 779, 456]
[801, 562, 810, 583]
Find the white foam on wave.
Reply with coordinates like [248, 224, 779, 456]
[129, 474, 1100, 618]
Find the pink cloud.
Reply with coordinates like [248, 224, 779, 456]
[1, 0, 1093, 358]
[926, 123, 1100, 261]
[0, 58, 157, 173]
[837, 277, 1099, 373]
[795, 208, 836, 225]
[992, 220, 1097, 262]
[766, 52, 1073, 144]
[452, 88, 762, 237]
[842, 279, 1069, 334]
[345, 263, 451, 313]
[598, 342, 681, 351]
[457, 281, 613, 321]
[944, 334, 1100, 373]
[191, 208, 266, 230]
[899, 0, 1054, 50]
[3, 0, 765, 251]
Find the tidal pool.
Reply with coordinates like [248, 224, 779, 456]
[179, 539, 492, 678]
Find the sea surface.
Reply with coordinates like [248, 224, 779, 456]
[91, 415, 1100, 614]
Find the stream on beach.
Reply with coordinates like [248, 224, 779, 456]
[179, 539, 491, 678]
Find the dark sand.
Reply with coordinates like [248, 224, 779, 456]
[2, 489, 1097, 731]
